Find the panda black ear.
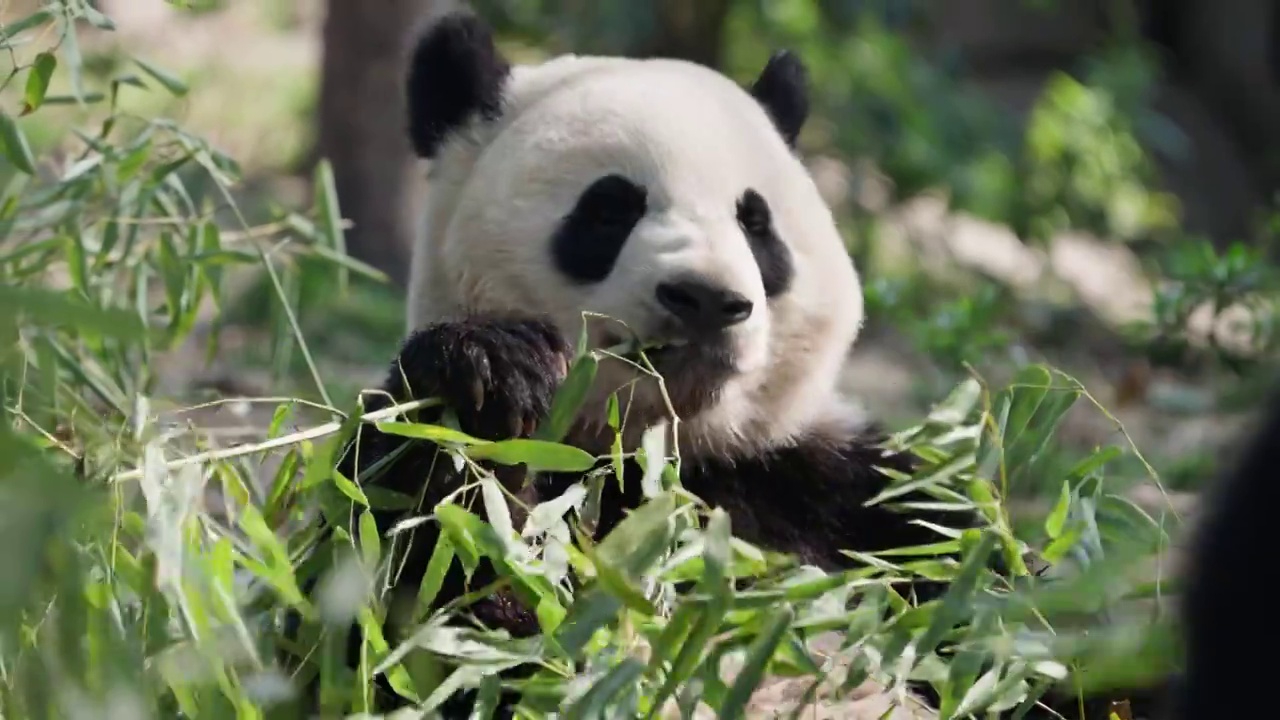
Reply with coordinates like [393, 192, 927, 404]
[749, 50, 810, 149]
[406, 11, 511, 159]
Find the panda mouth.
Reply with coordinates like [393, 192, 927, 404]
[603, 335, 688, 365]
[602, 333, 728, 370]
[600, 332, 737, 418]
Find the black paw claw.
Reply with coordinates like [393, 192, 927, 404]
[388, 316, 572, 441]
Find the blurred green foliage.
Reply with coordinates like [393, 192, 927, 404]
[459, 0, 1277, 394]
[477, 0, 1180, 242]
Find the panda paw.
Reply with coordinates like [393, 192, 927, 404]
[388, 316, 573, 441]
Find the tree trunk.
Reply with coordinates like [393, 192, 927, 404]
[317, 0, 435, 287]
[633, 0, 733, 68]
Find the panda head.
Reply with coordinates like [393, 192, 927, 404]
[404, 12, 867, 457]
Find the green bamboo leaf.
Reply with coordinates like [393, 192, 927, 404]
[644, 511, 734, 718]
[999, 365, 1081, 488]
[356, 606, 421, 702]
[21, 52, 56, 115]
[81, 4, 116, 30]
[237, 504, 306, 607]
[536, 591, 568, 635]
[359, 509, 381, 569]
[480, 476, 515, 542]
[63, 234, 88, 294]
[268, 402, 293, 439]
[1044, 479, 1071, 540]
[190, 249, 258, 266]
[0, 112, 35, 174]
[551, 586, 622, 657]
[304, 243, 388, 281]
[1066, 445, 1123, 481]
[134, 57, 188, 97]
[702, 509, 732, 592]
[533, 353, 598, 443]
[435, 504, 481, 576]
[1041, 523, 1084, 564]
[1, 10, 53, 39]
[864, 451, 972, 506]
[415, 536, 455, 619]
[430, 503, 562, 625]
[917, 530, 998, 658]
[61, 154, 102, 183]
[718, 606, 795, 720]
[298, 399, 362, 492]
[0, 285, 146, 340]
[646, 602, 697, 673]
[264, 449, 301, 516]
[595, 492, 678, 579]
[580, 541, 655, 616]
[638, 423, 667, 498]
[40, 92, 106, 106]
[59, 12, 85, 101]
[472, 673, 502, 719]
[467, 438, 596, 472]
[156, 230, 185, 337]
[939, 613, 997, 716]
[928, 377, 983, 426]
[364, 486, 417, 511]
[328, 468, 369, 508]
[524, 484, 587, 537]
[313, 159, 348, 290]
[377, 421, 486, 446]
[563, 658, 645, 720]
[113, 73, 147, 90]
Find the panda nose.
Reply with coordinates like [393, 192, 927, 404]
[655, 278, 754, 333]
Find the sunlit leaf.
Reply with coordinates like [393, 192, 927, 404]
[134, 57, 189, 96]
[467, 438, 596, 472]
[0, 112, 36, 174]
[21, 52, 57, 115]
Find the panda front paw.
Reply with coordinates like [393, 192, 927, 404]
[388, 316, 573, 441]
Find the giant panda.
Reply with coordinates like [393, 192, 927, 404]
[313, 10, 1163, 719]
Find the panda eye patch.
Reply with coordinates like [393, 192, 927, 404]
[737, 189, 793, 298]
[553, 174, 648, 283]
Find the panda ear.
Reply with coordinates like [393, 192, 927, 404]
[406, 12, 511, 159]
[749, 50, 810, 149]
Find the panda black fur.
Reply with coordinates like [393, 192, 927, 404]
[1172, 382, 1278, 720]
[309, 11, 1166, 719]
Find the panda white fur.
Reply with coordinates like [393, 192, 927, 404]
[324, 11, 1165, 719]
[402, 21, 868, 462]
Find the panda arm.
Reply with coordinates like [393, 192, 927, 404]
[354, 316, 573, 454]
[331, 315, 573, 643]
[285, 316, 575, 713]
[684, 430, 968, 587]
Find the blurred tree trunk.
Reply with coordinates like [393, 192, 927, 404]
[317, 0, 435, 287]
[633, 0, 733, 68]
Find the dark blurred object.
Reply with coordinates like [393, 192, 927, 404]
[633, 0, 733, 68]
[1175, 379, 1280, 719]
[1132, 0, 1280, 228]
[316, 0, 435, 287]
[472, 0, 733, 68]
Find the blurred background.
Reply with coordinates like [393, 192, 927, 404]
[3, 0, 1278, 510]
